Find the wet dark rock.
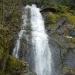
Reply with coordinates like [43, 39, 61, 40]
[69, 30, 75, 37]
[40, 7, 59, 13]
[48, 39, 63, 75]
[64, 48, 75, 68]
[65, 72, 74, 75]
[56, 18, 72, 36]
[57, 17, 67, 27]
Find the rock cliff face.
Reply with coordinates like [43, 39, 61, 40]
[43, 11, 75, 75]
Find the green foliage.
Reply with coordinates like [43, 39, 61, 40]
[0, 46, 7, 62]
[67, 15, 75, 27]
[0, 0, 26, 75]
[61, 0, 75, 9]
[48, 13, 59, 24]
[47, 13, 59, 29]
[59, 12, 75, 28]
[47, 4, 75, 29]
[5, 56, 28, 75]
[57, 5, 70, 13]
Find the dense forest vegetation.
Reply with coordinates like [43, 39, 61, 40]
[0, 0, 75, 75]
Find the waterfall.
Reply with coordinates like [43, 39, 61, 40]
[13, 4, 52, 75]
[31, 5, 52, 75]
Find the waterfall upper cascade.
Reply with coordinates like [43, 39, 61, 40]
[13, 4, 52, 75]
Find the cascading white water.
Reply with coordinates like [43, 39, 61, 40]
[12, 6, 30, 58]
[31, 5, 52, 75]
[12, 30, 25, 58]
[13, 4, 52, 75]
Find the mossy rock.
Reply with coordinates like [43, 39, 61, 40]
[63, 66, 75, 75]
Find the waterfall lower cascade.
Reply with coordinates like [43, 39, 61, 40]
[13, 4, 52, 75]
